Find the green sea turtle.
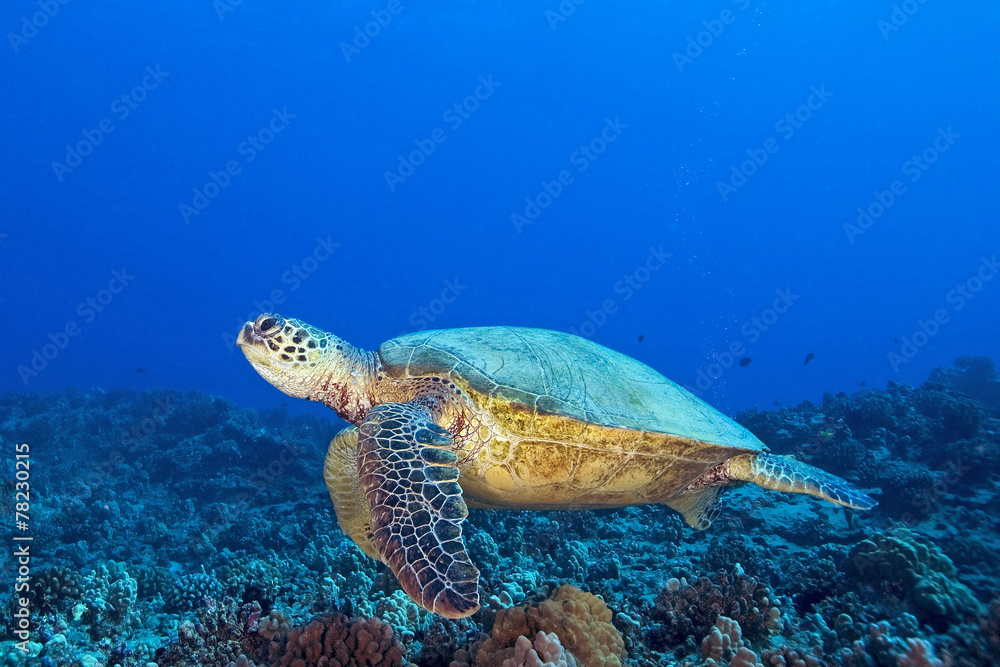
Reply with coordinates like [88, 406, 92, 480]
[237, 314, 874, 618]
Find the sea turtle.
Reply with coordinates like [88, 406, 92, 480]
[237, 314, 874, 618]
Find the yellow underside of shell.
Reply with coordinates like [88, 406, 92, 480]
[453, 381, 738, 510]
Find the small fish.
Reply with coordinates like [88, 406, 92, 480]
[860, 380, 866, 386]
[894, 338, 900, 344]
[637, 335, 644, 343]
[803, 353, 814, 365]
[773, 400, 782, 406]
[739, 357, 751, 367]
[136, 368, 147, 374]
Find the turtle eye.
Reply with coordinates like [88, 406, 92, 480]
[257, 315, 279, 333]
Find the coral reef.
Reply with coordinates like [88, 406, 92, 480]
[476, 585, 625, 667]
[273, 612, 407, 667]
[85, 560, 139, 627]
[30, 565, 84, 613]
[848, 528, 982, 627]
[831, 617, 947, 667]
[927, 356, 1000, 414]
[167, 571, 224, 611]
[974, 597, 1000, 662]
[504, 631, 577, 667]
[646, 568, 782, 652]
[699, 616, 761, 667]
[2, 359, 1000, 666]
[220, 554, 285, 604]
[226, 656, 259, 667]
[156, 597, 274, 666]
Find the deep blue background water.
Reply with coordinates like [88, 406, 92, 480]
[3, 0, 998, 420]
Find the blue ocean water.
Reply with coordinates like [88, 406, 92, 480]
[3, 2, 1000, 665]
[4, 1, 997, 416]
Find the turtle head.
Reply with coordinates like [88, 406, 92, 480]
[238, 314, 375, 422]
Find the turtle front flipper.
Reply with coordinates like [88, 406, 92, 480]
[358, 401, 480, 618]
[728, 453, 877, 510]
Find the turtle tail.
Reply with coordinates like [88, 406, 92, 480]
[727, 453, 877, 510]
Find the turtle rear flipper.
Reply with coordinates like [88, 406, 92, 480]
[359, 401, 480, 618]
[727, 453, 877, 510]
[666, 487, 722, 530]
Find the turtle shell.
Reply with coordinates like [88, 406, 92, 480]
[377, 326, 764, 452]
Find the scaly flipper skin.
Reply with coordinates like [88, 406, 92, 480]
[358, 401, 481, 618]
[728, 453, 877, 510]
[323, 428, 379, 561]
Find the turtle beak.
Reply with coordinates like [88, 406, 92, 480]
[237, 321, 260, 348]
[238, 314, 284, 349]
[238, 320, 282, 378]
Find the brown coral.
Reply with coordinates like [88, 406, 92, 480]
[974, 598, 1000, 663]
[30, 565, 84, 612]
[274, 612, 406, 667]
[648, 570, 782, 651]
[758, 646, 825, 667]
[701, 615, 749, 663]
[156, 598, 272, 666]
[475, 585, 625, 667]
